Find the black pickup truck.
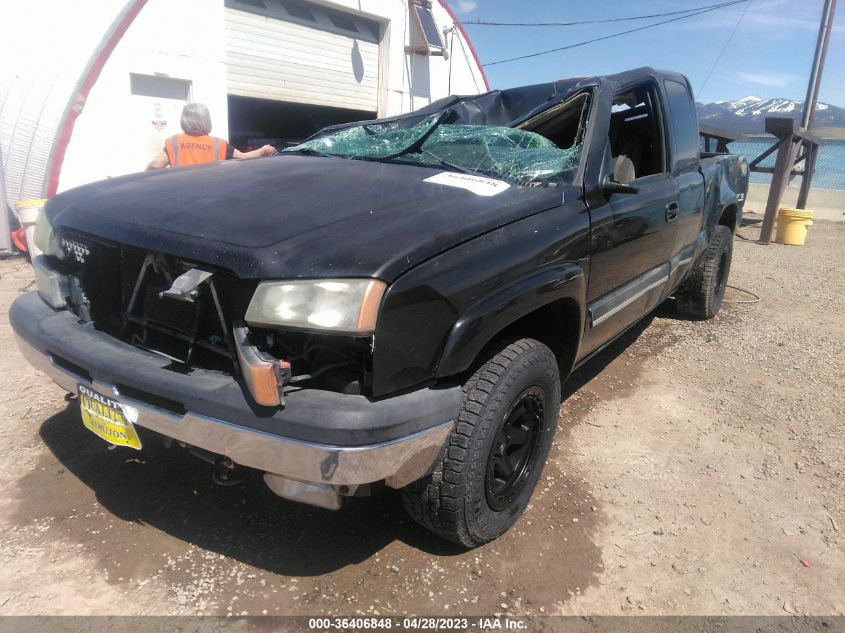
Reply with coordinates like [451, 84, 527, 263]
[11, 67, 747, 547]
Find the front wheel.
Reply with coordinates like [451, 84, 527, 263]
[401, 338, 560, 547]
[675, 225, 733, 319]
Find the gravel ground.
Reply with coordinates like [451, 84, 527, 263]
[0, 214, 842, 616]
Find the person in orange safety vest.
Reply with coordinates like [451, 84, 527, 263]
[146, 103, 276, 170]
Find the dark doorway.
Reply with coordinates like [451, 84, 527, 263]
[227, 95, 376, 151]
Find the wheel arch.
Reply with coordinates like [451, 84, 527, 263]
[718, 203, 739, 233]
[435, 263, 586, 381]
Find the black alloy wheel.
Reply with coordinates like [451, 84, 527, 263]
[401, 338, 560, 547]
[485, 387, 546, 511]
[675, 224, 734, 319]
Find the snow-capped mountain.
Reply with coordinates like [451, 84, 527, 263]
[696, 97, 845, 133]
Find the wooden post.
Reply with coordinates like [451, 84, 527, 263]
[758, 134, 794, 244]
[796, 143, 818, 210]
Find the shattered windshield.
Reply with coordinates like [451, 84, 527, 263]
[289, 113, 445, 160]
[284, 112, 583, 185]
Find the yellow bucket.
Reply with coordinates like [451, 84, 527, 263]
[775, 208, 814, 246]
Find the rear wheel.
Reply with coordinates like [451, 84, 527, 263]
[675, 225, 733, 319]
[401, 338, 560, 548]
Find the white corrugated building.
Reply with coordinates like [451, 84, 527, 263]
[0, 0, 488, 252]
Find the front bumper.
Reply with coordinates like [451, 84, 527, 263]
[11, 292, 461, 488]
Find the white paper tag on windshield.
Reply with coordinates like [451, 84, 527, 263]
[424, 172, 510, 197]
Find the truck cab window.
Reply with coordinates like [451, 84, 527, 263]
[664, 78, 701, 172]
[609, 84, 666, 182]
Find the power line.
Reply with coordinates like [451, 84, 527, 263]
[464, 0, 747, 28]
[485, 0, 750, 67]
[696, 0, 753, 98]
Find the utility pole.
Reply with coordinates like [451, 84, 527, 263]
[758, 0, 836, 242]
[802, 0, 837, 129]
[796, 0, 837, 210]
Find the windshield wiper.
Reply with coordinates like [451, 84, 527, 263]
[378, 109, 458, 161]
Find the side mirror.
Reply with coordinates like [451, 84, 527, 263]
[601, 178, 639, 195]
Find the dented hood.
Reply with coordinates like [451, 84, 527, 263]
[46, 154, 569, 280]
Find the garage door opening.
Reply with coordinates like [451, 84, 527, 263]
[228, 95, 376, 150]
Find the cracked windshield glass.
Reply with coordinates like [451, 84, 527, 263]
[285, 111, 583, 185]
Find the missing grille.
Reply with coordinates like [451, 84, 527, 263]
[143, 285, 203, 337]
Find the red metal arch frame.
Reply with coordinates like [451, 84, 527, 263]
[45, 0, 149, 197]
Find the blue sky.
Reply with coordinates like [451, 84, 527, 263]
[451, 0, 845, 106]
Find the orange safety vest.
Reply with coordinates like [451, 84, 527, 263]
[165, 133, 228, 167]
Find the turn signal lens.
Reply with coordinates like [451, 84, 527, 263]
[32, 255, 70, 309]
[234, 324, 280, 407]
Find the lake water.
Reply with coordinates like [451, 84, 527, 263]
[727, 138, 845, 191]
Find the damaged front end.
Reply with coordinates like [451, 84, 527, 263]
[39, 229, 380, 408]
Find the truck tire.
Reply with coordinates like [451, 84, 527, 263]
[401, 338, 560, 547]
[675, 225, 733, 319]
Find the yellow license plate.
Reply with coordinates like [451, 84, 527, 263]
[78, 384, 142, 450]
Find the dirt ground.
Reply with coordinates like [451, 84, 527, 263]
[0, 215, 842, 617]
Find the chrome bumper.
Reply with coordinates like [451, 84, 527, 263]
[16, 335, 452, 489]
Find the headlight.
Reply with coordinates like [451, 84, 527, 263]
[33, 210, 63, 259]
[245, 279, 387, 335]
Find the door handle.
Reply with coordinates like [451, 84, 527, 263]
[666, 201, 679, 222]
